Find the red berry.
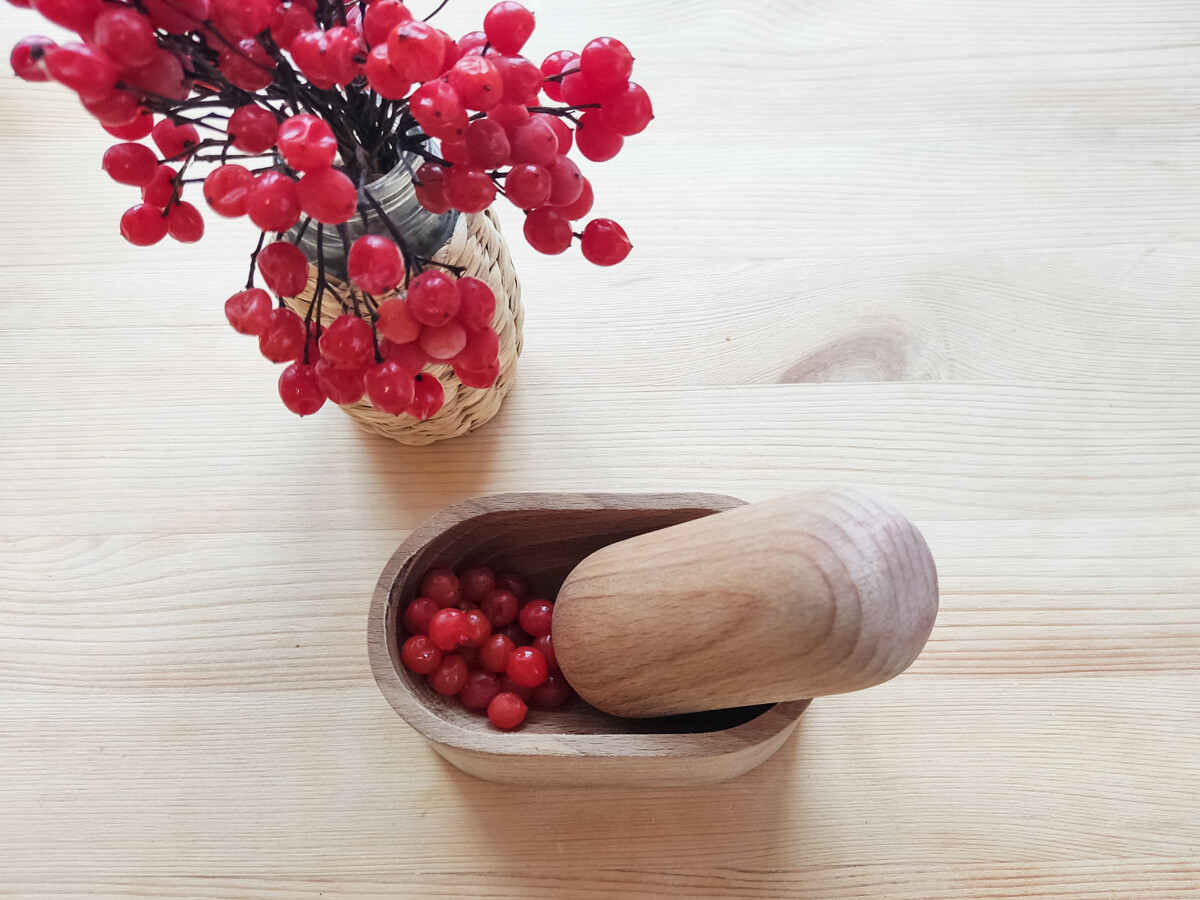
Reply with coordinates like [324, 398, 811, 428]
[256, 241, 310, 297]
[508, 116, 559, 166]
[382, 340, 429, 376]
[278, 363, 326, 416]
[269, 1, 315, 51]
[494, 572, 527, 602]
[531, 634, 557, 671]
[546, 156, 584, 207]
[530, 672, 571, 709]
[454, 277, 496, 330]
[347, 235, 404, 296]
[453, 361, 499, 390]
[519, 599, 554, 638]
[497, 622, 531, 648]
[314, 358, 367, 405]
[483, 2, 535, 55]
[224, 288, 272, 335]
[406, 372, 445, 420]
[322, 25, 364, 86]
[246, 171, 302, 232]
[405, 270, 460, 325]
[102, 143, 158, 188]
[581, 37, 634, 92]
[506, 646, 548, 688]
[276, 114, 338, 172]
[297, 167, 358, 224]
[449, 55, 503, 111]
[119, 203, 169, 246]
[82, 88, 142, 128]
[458, 566, 496, 604]
[557, 176, 594, 220]
[366, 43, 413, 100]
[386, 19, 443, 83]
[123, 48, 190, 101]
[580, 218, 632, 266]
[400, 634, 442, 675]
[461, 608, 493, 648]
[209, 0, 272, 40]
[459, 670, 502, 711]
[319, 315, 374, 369]
[494, 53, 542, 105]
[504, 163, 551, 210]
[258, 307, 307, 362]
[289, 28, 337, 89]
[427, 654, 468, 695]
[539, 50, 578, 103]
[600, 81, 654, 136]
[365, 361, 416, 414]
[418, 320, 467, 361]
[443, 166, 496, 214]
[376, 298, 422, 344]
[143, 0, 210, 34]
[487, 691, 528, 729]
[363, 0, 412, 48]
[203, 164, 254, 217]
[10, 36, 56, 83]
[427, 607, 467, 651]
[486, 103, 530, 128]
[421, 568, 461, 607]
[464, 118, 511, 169]
[523, 206, 572, 255]
[478, 634, 515, 673]
[457, 31, 487, 56]
[410, 81, 467, 141]
[575, 111, 623, 162]
[453, 326, 500, 372]
[103, 109, 154, 141]
[166, 201, 205, 243]
[141, 164, 179, 210]
[480, 589, 519, 628]
[31, 0, 103, 33]
[219, 37, 275, 91]
[46, 42, 117, 101]
[228, 105, 279, 154]
[558, 59, 605, 108]
[403, 596, 440, 635]
[413, 162, 450, 213]
[545, 115, 573, 155]
[151, 118, 200, 161]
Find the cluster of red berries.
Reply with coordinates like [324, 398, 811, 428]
[400, 563, 571, 730]
[8, 0, 651, 419]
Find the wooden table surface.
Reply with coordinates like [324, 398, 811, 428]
[2, 1, 1198, 897]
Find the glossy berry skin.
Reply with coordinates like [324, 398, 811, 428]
[580, 37, 634, 91]
[443, 166, 496, 214]
[483, 2, 535, 55]
[546, 156, 584, 207]
[386, 20, 444, 84]
[464, 118, 510, 169]
[421, 568, 462, 608]
[400, 635, 442, 675]
[119, 203, 169, 246]
[141, 165, 179, 210]
[166, 201, 205, 243]
[219, 38, 275, 91]
[518, 599, 554, 638]
[494, 572, 527, 603]
[276, 114, 338, 171]
[523, 207, 572, 255]
[364, 360, 416, 414]
[383, 340, 429, 377]
[246, 171, 302, 232]
[455, 277, 496, 330]
[504, 163, 551, 210]
[480, 589, 519, 628]
[270, 1, 315, 51]
[347, 235, 403, 296]
[10, 36, 56, 82]
[449, 55, 503, 111]
[297, 167, 358, 224]
[406, 373, 445, 420]
[506, 646, 548, 688]
[405, 270, 460, 326]
[453, 361, 499, 390]
[461, 609, 493, 648]
[427, 654, 468, 695]
[530, 672, 572, 709]
[557, 177, 594, 221]
[376, 299, 422, 345]
[531, 634, 557, 671]
[539, 49, 578, 102]
[103, 110, 154, 141]
[600, 82, 654, 136]
[314, 359, 367, 405]
[403, 596, 440, 635]
[258, 308, 307, 363]
[478, 633, 516, 673]
[30, 0, 104, 33]
[418, 321, 467, 362]
[413, 162, 450, 213]
[150, 118, 200, 160]
[44, 42, 117, 102]
[575, 112, 624, 163]
[204, 164, 254, 217]
[278, 363, 326, 416]
[102, 143, 158, 187]
[427, 607, 468, 652]
[487, 691, 528, 729]
[453, 327, 500, 373]
[224, 288, 272, 336]
[319, 315, 374, 369]
[459, 670, 503, 710]
[363, 0, 412, 47]
[580, 218, 633, 266]
[227, 105, 279, 154]
[256, 241, 310, 298]
[458, 566, 496, 604]
[508, 117, 559, 167]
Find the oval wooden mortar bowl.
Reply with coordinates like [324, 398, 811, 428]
[368, 492, 811, 788]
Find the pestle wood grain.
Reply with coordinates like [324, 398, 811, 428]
[554, 488, 938, 718]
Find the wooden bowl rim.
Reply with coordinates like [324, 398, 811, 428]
[368, 491, 810, 759]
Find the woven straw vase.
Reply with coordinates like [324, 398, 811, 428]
[283, 209, 523, 446]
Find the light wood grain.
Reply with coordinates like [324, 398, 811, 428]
[2, 0, 1199, 896]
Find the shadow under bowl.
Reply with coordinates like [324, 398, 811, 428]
[368, 492, 811, 787]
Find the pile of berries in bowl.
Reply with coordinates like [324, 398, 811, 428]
[399, 564, 572, 730]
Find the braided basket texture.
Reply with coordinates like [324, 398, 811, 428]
[285, 209, 523, 445]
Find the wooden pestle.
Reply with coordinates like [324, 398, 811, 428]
[552, 487, 939, 718]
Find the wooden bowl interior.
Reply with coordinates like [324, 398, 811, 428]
[384, 500, 777, 737]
